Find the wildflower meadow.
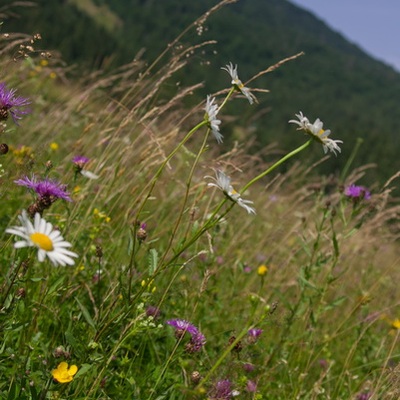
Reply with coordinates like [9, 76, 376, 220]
[0, 2, 399, 399]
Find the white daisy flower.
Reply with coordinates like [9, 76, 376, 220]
[288, 111, 310, 130]
[206, 169, 256, 215]
[6, 211, 78, 266]
[221, 62, 257, 105]
[289, 111, 343, 156]
[205, 95, 223, 144]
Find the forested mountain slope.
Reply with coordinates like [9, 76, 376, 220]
[3, 0, 400, 183]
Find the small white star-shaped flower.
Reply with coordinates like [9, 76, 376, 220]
[221, 62, 257, 105]
[205, 95, 223, 143]
[206, 169, 256, 215]
[289, 111, 343, 155]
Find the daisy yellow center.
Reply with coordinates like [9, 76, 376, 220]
[318, 129, 325, 136]
[30, 232, 54, 251]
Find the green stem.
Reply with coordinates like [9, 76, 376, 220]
[133, 120, 207, 219]
[219, 86, 235, 109]
[340, 137, 363, 182]
[158, 128, 210, 268]
[241, 139, 312, 194]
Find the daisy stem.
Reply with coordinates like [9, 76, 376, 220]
[157, 128, 211, 269]
[133, 120, 207, 219]
[240, 139, 312, 194]
[133, 86, 233, 221]
[218, 86, 235, 110]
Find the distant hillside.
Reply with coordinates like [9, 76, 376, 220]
[3, 0, 400, 184]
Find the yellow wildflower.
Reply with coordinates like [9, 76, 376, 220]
[51, 362, 78, 383]
[391, 318, 400, 330]
[49, 142, 59, 151]
[257, 264, 268, 276]
[12, 145, 32, 156]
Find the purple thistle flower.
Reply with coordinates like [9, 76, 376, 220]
[186, 332, 206, 353]
[246, 380, 257, 393]
[72, 155, 90, 169]
[248, 328, 263, 344]
[356, 392, 372, 400]
[15, 175, 71, 202]
[166, 319, 198, 335]
[166, 319, 206, 352]
[344, 184, 371, 201]
[243, 264, 252, 273]
[146, 306, 161, 319]
[243, 363, 255, 372]
[248, 328, 263, 338]
[209, 379, 233, 400]
[318, 359, 329, 370]
[0, 82, 31, 124]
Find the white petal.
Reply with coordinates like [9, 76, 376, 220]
[14, 240, 31, 248]
[37, 249, 46, 262]
[81, 170, 99, 180]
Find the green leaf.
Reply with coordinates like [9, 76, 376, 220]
[65, 330, 79, 349]
[29, 385, 38, 400]
[48, 276, 66, 295]
[323, 296, 347, 311]
[7, 381, 16, 400]
[332, 229, 339, 258]
[75, 298, 96, 330]
[148, 248, 158, 275]
[29, 277, 46, 282]
[298, 270, 318, 291]
[75, 363, 92, 378]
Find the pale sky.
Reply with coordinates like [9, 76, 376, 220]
[289, 0, 400, 72]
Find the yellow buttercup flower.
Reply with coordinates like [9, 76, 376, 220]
[257, 264, 268, 276]
[50, 142, 59, 151]
[391, 318, 400, 330]
[51, 362, 78, 383]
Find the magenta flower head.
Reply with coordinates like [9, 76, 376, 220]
[248, 328, 263, 338]
[166, 319, 198, 335]
[166, 319, 206, 352]
[243, 363, 255, 372]
[185, 332, 206, 353]
[209, 379, 233, 400]
[72, 155, 99, 180]
[72, 155, 90, 170]
[344, 184, 371, 201]
[356, 392, 372, 400]
[15, 175, 71, 202]
[0, 82, 31, 124]
[246, 380, 257, 393]
[146, 306, 161, 319]
[248, 328, 263, 344]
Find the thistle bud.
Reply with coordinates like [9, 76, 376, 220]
[0, 143, 9, 155]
